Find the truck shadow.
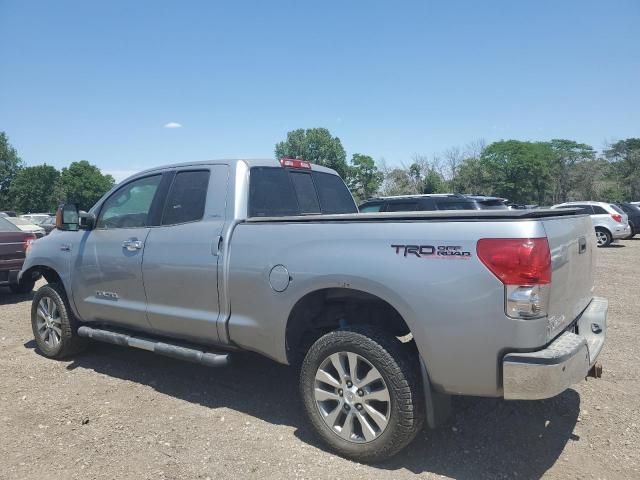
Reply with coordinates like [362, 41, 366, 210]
[27, 341, 580, 479]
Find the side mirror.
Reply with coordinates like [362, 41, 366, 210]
[56, 204, 80, 231]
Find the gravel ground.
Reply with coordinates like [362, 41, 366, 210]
[0, 239, 638, 480]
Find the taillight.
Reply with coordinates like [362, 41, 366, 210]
[23, 234, 36, 255]
[611, 213, 622, 223]
[476, 238, 551, 285]
[280, 157, 312, 169]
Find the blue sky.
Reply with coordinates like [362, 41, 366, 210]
[1, 0, 638, 181]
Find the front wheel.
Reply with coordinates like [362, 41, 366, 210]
[300, 327, 424, 462]
[595, 228, 612, 247]
[31, 284, 87, 358]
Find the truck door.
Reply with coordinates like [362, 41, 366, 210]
[142, 165, 228, 343]
[71, 174, 164, 330]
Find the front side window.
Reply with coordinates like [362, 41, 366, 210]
[96, 175, 162, 229]
[162, 170, 210, 225]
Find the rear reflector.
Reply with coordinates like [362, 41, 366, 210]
[280, 158, 311, 169]
[611, 213, 623, 223]
[477, 238, 551, 285]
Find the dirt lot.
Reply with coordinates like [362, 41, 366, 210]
[0, 240, 638, 480]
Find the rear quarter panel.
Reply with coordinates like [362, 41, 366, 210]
[226, 218, 551, 397]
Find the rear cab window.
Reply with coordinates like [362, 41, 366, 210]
[162, 170, 211, 225]
[249, 167, 357, 217]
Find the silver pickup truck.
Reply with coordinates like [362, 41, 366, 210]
[20, 158, 607, 462]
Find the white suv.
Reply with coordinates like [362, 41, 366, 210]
[551, 201, 631, 247]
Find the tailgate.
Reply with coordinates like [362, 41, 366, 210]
[542, 214, 595, 340]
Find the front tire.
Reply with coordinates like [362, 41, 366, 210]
[31, 283, 87, 358]
[595, 228, 612, 247]
[300, 326, 424, 462]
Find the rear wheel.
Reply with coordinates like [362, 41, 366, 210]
[595, 228, 612, 247]
[300, 326, 424, 462]
[31, 283, 87, 358]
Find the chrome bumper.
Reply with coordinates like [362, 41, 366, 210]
[503, 297, 607, 400]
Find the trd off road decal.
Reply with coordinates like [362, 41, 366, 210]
[391, 244, 472, 259]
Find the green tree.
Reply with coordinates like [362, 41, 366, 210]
[346, 154, 383, 201]
[547, 139, 596, 202]
[275, 128, 348, 177]
[455, 157, 489, 195]
[0, 132, 25, 208]
[8, 164, 61, 213]
[60, 160, 115, 211]
[604, 138, 640, 200]
[479, 140, 554, 204]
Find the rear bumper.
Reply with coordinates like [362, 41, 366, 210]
[612, 224, 631, 239]
[502, 297, 607, 400]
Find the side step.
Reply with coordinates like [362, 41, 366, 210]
[77, 326, 230, 367]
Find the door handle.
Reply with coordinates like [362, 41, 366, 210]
[212, 236, 223, 256]
[122, 239, 143, 251]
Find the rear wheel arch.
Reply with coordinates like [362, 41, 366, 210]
[285, 287, 414, 366]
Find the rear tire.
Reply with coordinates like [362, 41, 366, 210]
[595, 228, 612, 247]
[31, 283, 87, 358]
[300, 326, 424, 462]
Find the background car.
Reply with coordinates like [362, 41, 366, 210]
[359, 193, 508, 212]
[615, 203, 640, 238]
[0, 216, 37, 293]
[20, 213, 52, 225]
[551, 201, 631, 247]
[5, 217, 46, 238]
[38, 216, 57, 235]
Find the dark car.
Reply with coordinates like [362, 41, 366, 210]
[359, 194, 508, 213]
[0, 216, 37, 293]
[39, 216, 57, 235]
[616, 202, 640, 238]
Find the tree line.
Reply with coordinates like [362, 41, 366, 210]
[2, 128, 638, 214]
[0, 132, 115, 213]
[276, 128, 640, 205]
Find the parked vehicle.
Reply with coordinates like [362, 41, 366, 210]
[6, 217, 46, 238]
[615, 202, 640, 238]
[0, 211, 17, 217]
[0, 216, 37, 293]
[39, 216, 57, 235]
[20, 159, 607, 461]
[20, 213, 52, 225]
[551, 201, 631, 247]
[359, 194, 508, 213]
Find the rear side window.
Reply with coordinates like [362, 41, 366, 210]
[434, 199, 477, 210]
[162, 170, 210, 225]
[592, 206, 608, 214]
[312, 171, 357, 214]
[477, 200, 508, 210]
[386, 201, 418, 212]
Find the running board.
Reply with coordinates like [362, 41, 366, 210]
[77, 326, 230, 367]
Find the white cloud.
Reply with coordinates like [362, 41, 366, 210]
[163, 122, 183, 129]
